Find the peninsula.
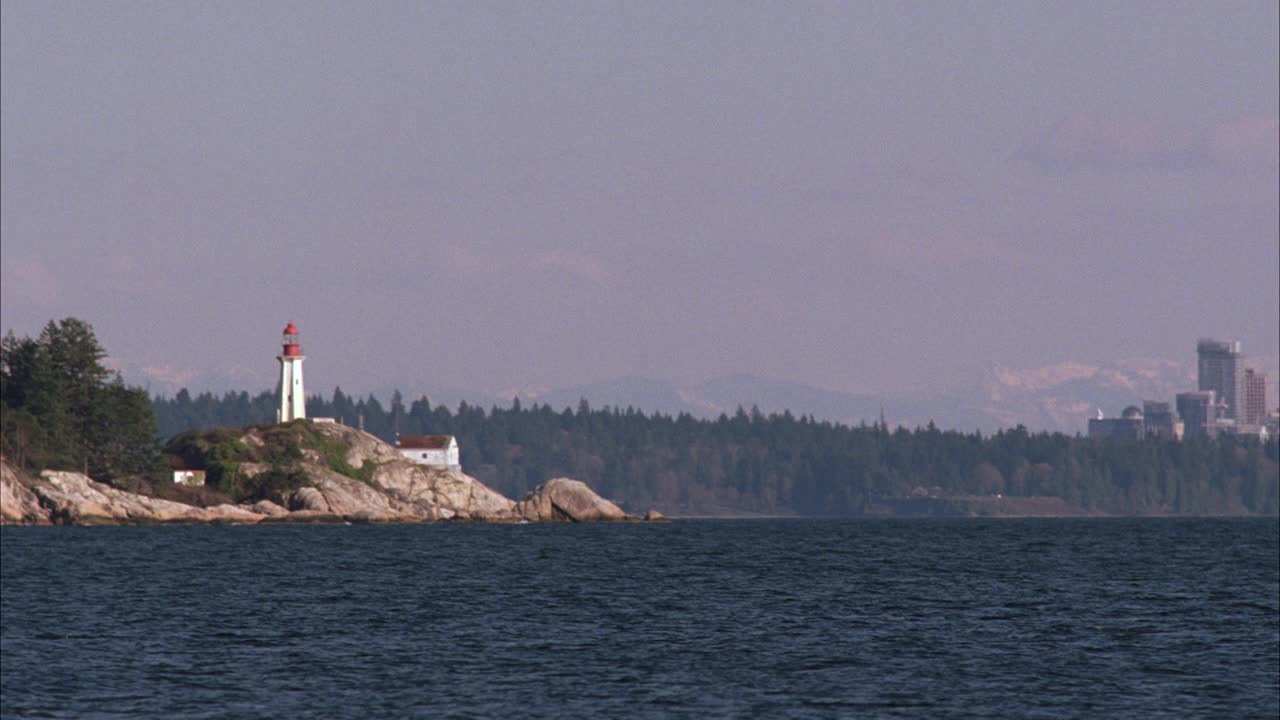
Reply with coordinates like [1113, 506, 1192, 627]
[1, 420, 656, 526]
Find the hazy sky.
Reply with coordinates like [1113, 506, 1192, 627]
[3, 1, 1277, 398]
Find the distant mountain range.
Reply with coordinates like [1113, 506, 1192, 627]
[513, 356, 1276, 434]
[106, 359, 267, 398]
[511, 360, 1192, 434]
[121, 355, 1277, 436]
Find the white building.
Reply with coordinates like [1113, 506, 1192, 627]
[397, 435, 461, 470]
[276, 322, 306, 423]
[173, 470, 206, 486]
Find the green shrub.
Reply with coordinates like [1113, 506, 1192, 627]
[208, 460, 241, 495]
[237, 468, 307, 503]
[313, 434, 375, 484]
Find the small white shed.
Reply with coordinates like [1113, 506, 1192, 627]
[173, 470, 207, 487]
[396, 435, 461, 470]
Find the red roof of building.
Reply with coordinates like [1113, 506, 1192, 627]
[397, 434, 455, 450]
[283, 322, 300, 335]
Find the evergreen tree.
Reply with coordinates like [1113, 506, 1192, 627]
[2, 318, 161, 479]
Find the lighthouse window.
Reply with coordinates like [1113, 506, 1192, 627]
[421, 453, 428, 459]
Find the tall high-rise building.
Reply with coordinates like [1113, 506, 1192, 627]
[1241, 368, 1267, 427]
[1176, 391, 1217, 438]
[1197, 339, 1242, 419]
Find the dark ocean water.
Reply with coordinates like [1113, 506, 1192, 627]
[2, 519, 1277, 719]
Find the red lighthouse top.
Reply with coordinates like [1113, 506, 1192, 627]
[282, 322, 302, 356]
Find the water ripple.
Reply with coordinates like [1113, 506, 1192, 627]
[2, 519, 1277, 719]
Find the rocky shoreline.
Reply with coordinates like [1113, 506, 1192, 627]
[0, 423, 662, 526]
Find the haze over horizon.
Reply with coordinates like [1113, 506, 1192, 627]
[3, 3, 1277, 410]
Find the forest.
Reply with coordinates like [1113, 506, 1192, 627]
[151, 386, 1280, 516]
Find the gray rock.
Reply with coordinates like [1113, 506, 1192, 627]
[2, 465, 269, 525]
[248, 499, 290, 517]
[516, 478, 628, 522]
[1, 461, 51, 525]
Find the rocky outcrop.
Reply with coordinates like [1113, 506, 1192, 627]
[281, 465, 421, 523]
[0, 424, 645, 526]
[515, 478, 629, 522]
[312, 421, 405, 470]
[1, 467, 265, 525]
[371, 461, 519, 521]
[250, 499, 290, 517]
[1, 461, 51, 525]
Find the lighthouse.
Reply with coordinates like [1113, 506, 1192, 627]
[276, 322, 306, 422]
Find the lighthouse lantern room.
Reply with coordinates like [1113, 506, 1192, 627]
[277, 322, 306, 422]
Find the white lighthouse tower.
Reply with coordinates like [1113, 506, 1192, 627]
[276, 322, 306, 422]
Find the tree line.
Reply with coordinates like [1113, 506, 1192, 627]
[2, 319, 159, 479]
[152, 386, 1280, 516]
[4, 318, 1275, 515]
